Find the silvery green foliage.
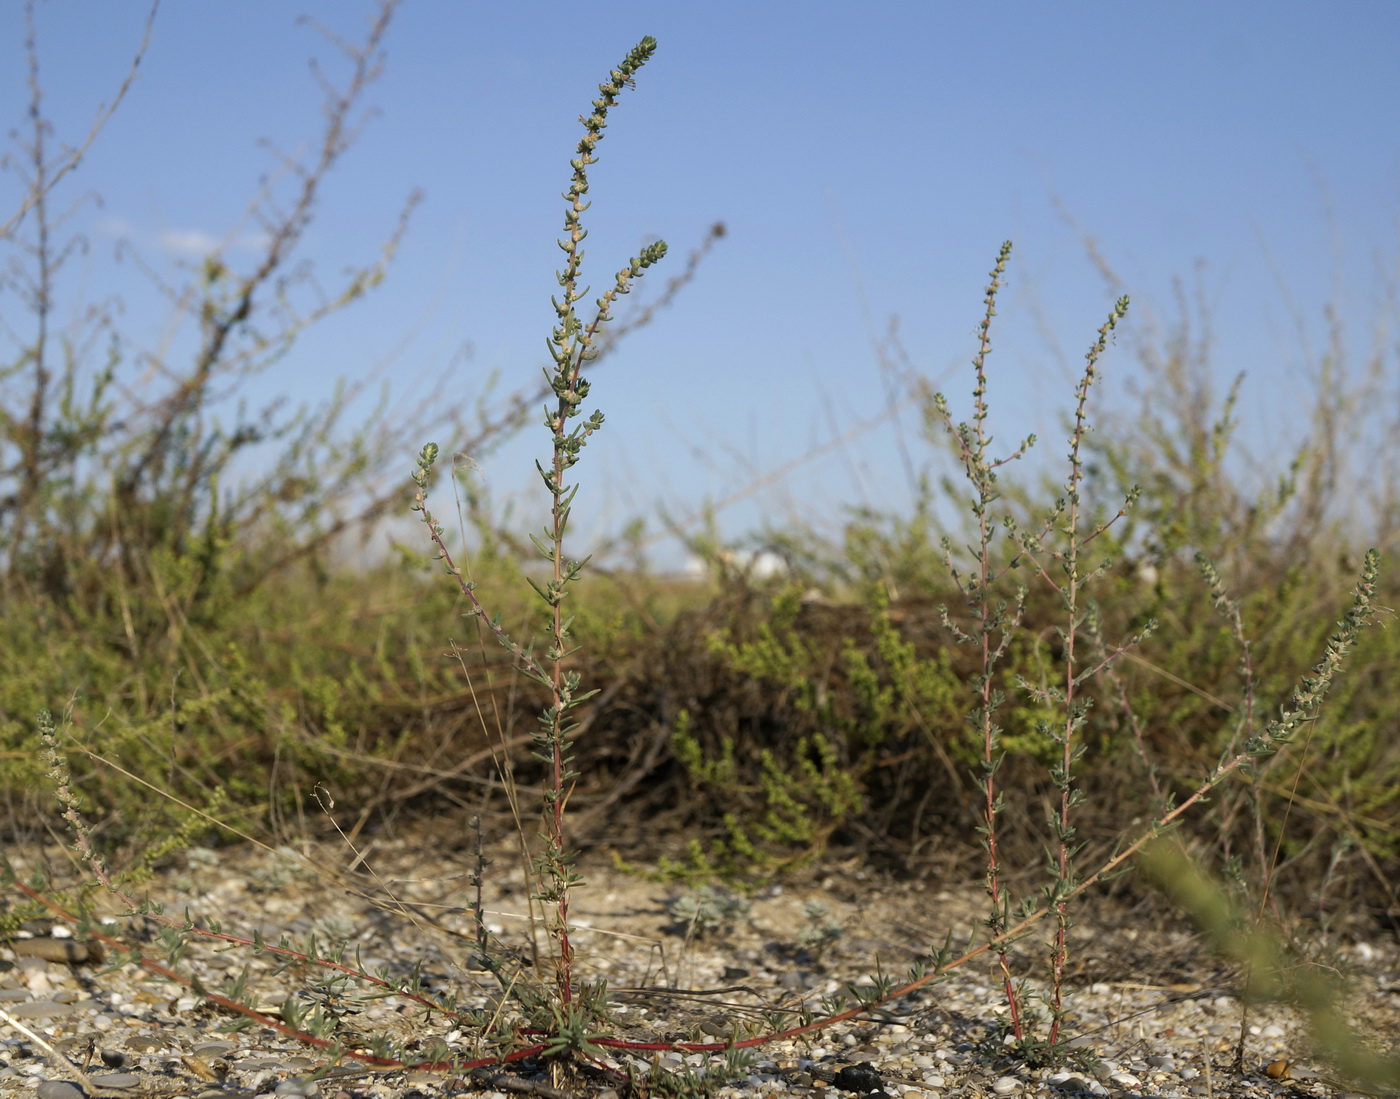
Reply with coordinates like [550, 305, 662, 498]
[798, 900, 843, 954]
[669, 885, 751, 937]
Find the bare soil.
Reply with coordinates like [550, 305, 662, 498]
[5, 820, 1400, 1098]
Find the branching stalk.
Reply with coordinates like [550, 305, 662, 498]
[415, 37, 666, 1013]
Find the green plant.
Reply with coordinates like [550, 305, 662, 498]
[921, 242, 1142, 1056]
[671, 582, 967, 877]
[1066, 272, 1400, 903]
[668, 884, 751, 939]
[797, 899, 844, 958]
[1142, 838, 1400, 1094]
[411, 31, 667, 1040]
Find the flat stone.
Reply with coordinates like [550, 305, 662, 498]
[6, 999, 76, 1018]
[10, 939, 104, 964]
[125, 1035, 171, 1052]
[89, 1072, 141, 1090]
[34, 1082, 86, 1099]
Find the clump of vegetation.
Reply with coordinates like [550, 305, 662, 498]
[797, 900, 844, 958]
[668, 884, 752, 939]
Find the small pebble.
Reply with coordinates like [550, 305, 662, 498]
[992, 1076, 1021, 1095]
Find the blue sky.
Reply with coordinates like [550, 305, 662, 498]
[3, 2, 1398, 569]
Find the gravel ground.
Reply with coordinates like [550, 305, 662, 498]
[2, 829, 1397, 1099]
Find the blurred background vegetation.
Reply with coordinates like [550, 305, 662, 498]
[2, 1, 1396, 935]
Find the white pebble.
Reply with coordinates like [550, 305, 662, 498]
[992, 1076, 1021, 1095]
[21, 961, 52, 995]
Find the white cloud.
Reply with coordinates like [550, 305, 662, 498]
[95, 215, 136, 237]
[155, 228, 223, 257]
[95, 218, 272, 259]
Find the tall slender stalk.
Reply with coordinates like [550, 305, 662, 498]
[1040, 294, 1132, 1044]
[932, 242, 1036, 1039]
[933, 245, 1142, 1054]
[530, 35, 667, 1008]
[414, 37, 666, 1011]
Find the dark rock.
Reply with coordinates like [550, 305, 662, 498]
[832, 1061, 885, 1093]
